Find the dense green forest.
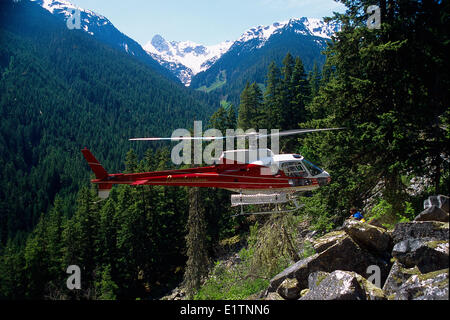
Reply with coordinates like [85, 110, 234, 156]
[0, 0, 449, 300]
[0, 1, 219, 244]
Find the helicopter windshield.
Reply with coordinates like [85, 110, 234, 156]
[302, 159, 323, 176]
[280, 161, 307, 177]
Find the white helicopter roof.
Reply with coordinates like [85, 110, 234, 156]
[218, 149, 304, 166]
[219, 148, 274, 165]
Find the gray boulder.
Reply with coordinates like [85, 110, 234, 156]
[392, 221, 449, 244]
[343, 219, 392, 254]
[423, 195, 449, 213]
[268, 234, 391, 293]
[414, 205, 449, 222]
[300, 270, 385, 300]
[312, 230, 347, 253]
[307, 271, 330, 291]
[300, 271, 366, 300]
[393, 268, 449, 300]
[392, 238, 449, 273]
[382, 260, 421, 296]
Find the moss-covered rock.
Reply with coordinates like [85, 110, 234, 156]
[382, 260, 421, 296]
[312, 231, 347, 253]
[354, 273, 386, 300]
[393, 268, 449, 300]
[307, 271, 330, 291]
[343, 219, 392, 254]
[300, 288, 310, 297]
[299, 270, 367, 300]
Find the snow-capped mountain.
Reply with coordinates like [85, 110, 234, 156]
[32, 0, 339, 87]
[189, 17, 340, 106]
[235, 17, 337, 48]
[33, 0, 114, 38]
[145, 17, 339, 86]
[31, 0, 178, 81]
[143, 35, 232, 86]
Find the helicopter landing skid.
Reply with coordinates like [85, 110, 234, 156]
[231, 194, 304, 217]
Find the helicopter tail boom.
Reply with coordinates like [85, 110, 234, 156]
[81, 148, 109, 180]
[81, 148, 112, 199]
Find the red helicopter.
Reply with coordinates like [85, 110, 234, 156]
[82, 128, 339, 215]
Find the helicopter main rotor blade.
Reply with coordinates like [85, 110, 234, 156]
[129, 128, 344, 141]
[129, 136, 224, 141]
[258, 127, 345, 139]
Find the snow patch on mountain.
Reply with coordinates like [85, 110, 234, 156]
[32, 0, 114, 36]
[143, 35, 232, 85]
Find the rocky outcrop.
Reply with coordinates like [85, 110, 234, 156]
[263, 195, 449, 300]
[267, 233, 391, 294]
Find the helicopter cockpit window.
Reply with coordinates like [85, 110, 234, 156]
[280, 161, 307, 177]
[302, 159, 323, 176]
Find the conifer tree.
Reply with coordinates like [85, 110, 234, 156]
[303, 0, 449, 221]
[262, 61, 282, 130]
[183, 187, 209, 298]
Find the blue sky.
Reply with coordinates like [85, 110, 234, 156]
[69, 0, 346, 45]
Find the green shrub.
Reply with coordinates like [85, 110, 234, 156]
[368, 199, 415, 229]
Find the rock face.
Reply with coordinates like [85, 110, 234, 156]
[312, 230, 347, 253]
[263, 195, 449, 300]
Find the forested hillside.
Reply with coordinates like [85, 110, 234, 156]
[0, 1, 219, 243]
[0, 0, 448, 301]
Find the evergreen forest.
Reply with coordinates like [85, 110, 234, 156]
[0, 0, 448, 300]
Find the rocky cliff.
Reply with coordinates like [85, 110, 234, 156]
[263, 195, 449, 300]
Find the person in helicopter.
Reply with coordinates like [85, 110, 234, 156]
[349, 207, 365, 222]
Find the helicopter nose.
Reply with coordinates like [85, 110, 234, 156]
[322, 171, 331, 184]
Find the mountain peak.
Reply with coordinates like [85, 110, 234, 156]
[151, 34, 170, 53]
[143, 36, 233, 85]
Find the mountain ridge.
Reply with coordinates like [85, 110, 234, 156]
[143, 17, 339, 86]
